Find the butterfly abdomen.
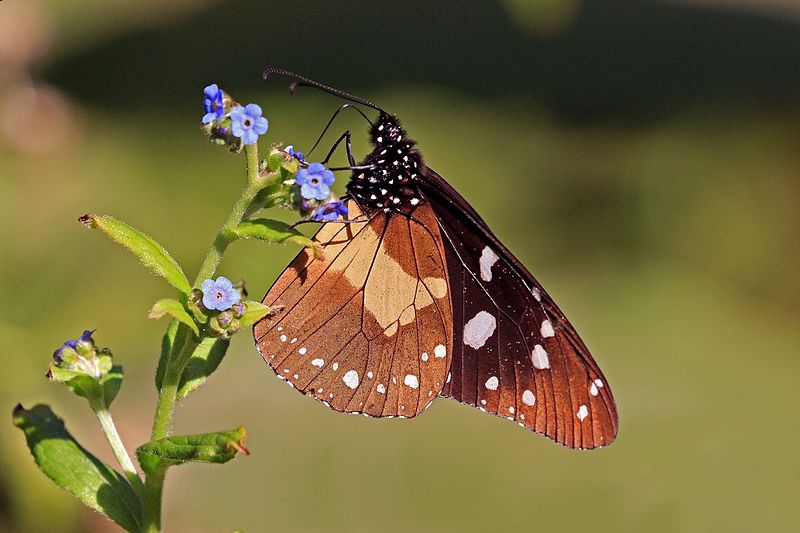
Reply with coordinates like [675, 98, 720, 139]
[347, 113, 424, 214]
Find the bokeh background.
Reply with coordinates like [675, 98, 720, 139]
[1, 0, 799, 531]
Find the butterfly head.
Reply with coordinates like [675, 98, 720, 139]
[347, 113, 424, 214]
[370, 113, 405, 146]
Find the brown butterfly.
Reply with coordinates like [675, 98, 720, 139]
[253, 70, 618, 449]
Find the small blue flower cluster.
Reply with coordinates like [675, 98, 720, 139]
[54, 329, 95, 363]
[313, 201, 349, 222]
[51, 329, 110, 380]
[202, 84, 268, 145]
[200, 276, 241, 311]
[296, 163, 335, 201]
[294, 163, 350, 222]
[284, 145, 305, 163]
[202, 84, 348, 222]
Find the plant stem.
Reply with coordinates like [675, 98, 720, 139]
[194, 144, 262, 286]
[149, 331, 196, 440]
[95, 408, 143, 495]
[141, 465, 166, 533]
[142, 144, 262, 533]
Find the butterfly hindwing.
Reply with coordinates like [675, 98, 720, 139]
[254, 200, 453, 418]
[420, 167, 618, 449]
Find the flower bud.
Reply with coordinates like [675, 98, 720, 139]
[74, 329, 96, 357]
[226, 318, 240, 335]
[50, 330, 109, 380]
[189, 288, 204, 309]
[217, 311, 234, 327]
[231, 302, 245, 318]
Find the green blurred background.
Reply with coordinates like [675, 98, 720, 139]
[1, 0, 799, 531]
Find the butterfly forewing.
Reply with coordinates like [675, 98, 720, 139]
[254, 200, 453, 418]
[420, 167, 618, 449]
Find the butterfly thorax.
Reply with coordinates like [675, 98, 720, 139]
[347, 113, 424, 215]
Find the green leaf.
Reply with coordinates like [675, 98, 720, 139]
[266, 147, 285, 172]
[238, 300, 273, 328]
[228, 219, 322, 258]
[12, 404, 141, 532]
[148, 298, 200, 336]
[245, 184, 283, 217]
[177, 336, 230, 399]
[100, 365, 124, 407]
[48, 367, 102, 402]
[79, 213, 191, 295]
[136, 427, 249, 469]
[48, 358, 123, 408]
[155, 319, 180, 390]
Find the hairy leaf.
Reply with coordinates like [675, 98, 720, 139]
[148, 298, 200, 336]
[177, 336, 230, 399]
[79, 213, 191, 294]
[12, 404, 141, 532]
[238, 300, 273, 328]
[228, 219, 322, 258]
[136, 427, 248, 469]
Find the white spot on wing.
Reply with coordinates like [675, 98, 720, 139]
[404, 374, 419, 389]
[485, 376, 499, 390]
[376, 383, 386, 394]
[367, 371, 374, 379]
[532, 287, 541, 302]
[540, 320, 555, 338]
[577, 404, 589, 421]
[342, 370, 359, 389]
[299, 347, 307, 355]
[421, 352, 429, 362]
[332, 362, 339, 371]
[590, 382, 599, 396]
[311, 358, 324, 367]
[463, 311, 497, 349]
[280, 334, 287, 342]
[479, 247, 500, 282]
[508, 406, 515, 414]
[434, 344, 446, 358]
[522, 389, 536, 406]
[531, 344, 550, 369]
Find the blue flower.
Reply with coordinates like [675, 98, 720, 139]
[202, 84, 225, 124]
[295, 162, 335, 201]
[200, 276, 241, 311]
[313, 201, 349, 222]
[285, 145, 305, 163]
[54, 330, 95, 362]
[230, 104, 268, 145]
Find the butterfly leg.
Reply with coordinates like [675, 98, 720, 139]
[320, 130, 357, 167]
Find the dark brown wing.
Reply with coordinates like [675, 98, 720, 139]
[419, 167, 618, 449]
[253, 200, 453, 418]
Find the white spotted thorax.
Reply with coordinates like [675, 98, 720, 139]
[346, 113, 424, 215]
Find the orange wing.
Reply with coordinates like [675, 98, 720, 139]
[253, 200, 453, 418]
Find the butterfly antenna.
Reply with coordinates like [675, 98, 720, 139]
[307, 103, 372, 157]
[263, 68, 386, 114]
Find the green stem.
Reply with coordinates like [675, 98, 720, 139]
[142, 144, 262, 533]
[149, 331, 196, 440]
[141, 465, 166, 533]
[95, 408, 143, 495]
[194, 144, 262, 286]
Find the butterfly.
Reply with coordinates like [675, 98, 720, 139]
[253, 69, 618, 449]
